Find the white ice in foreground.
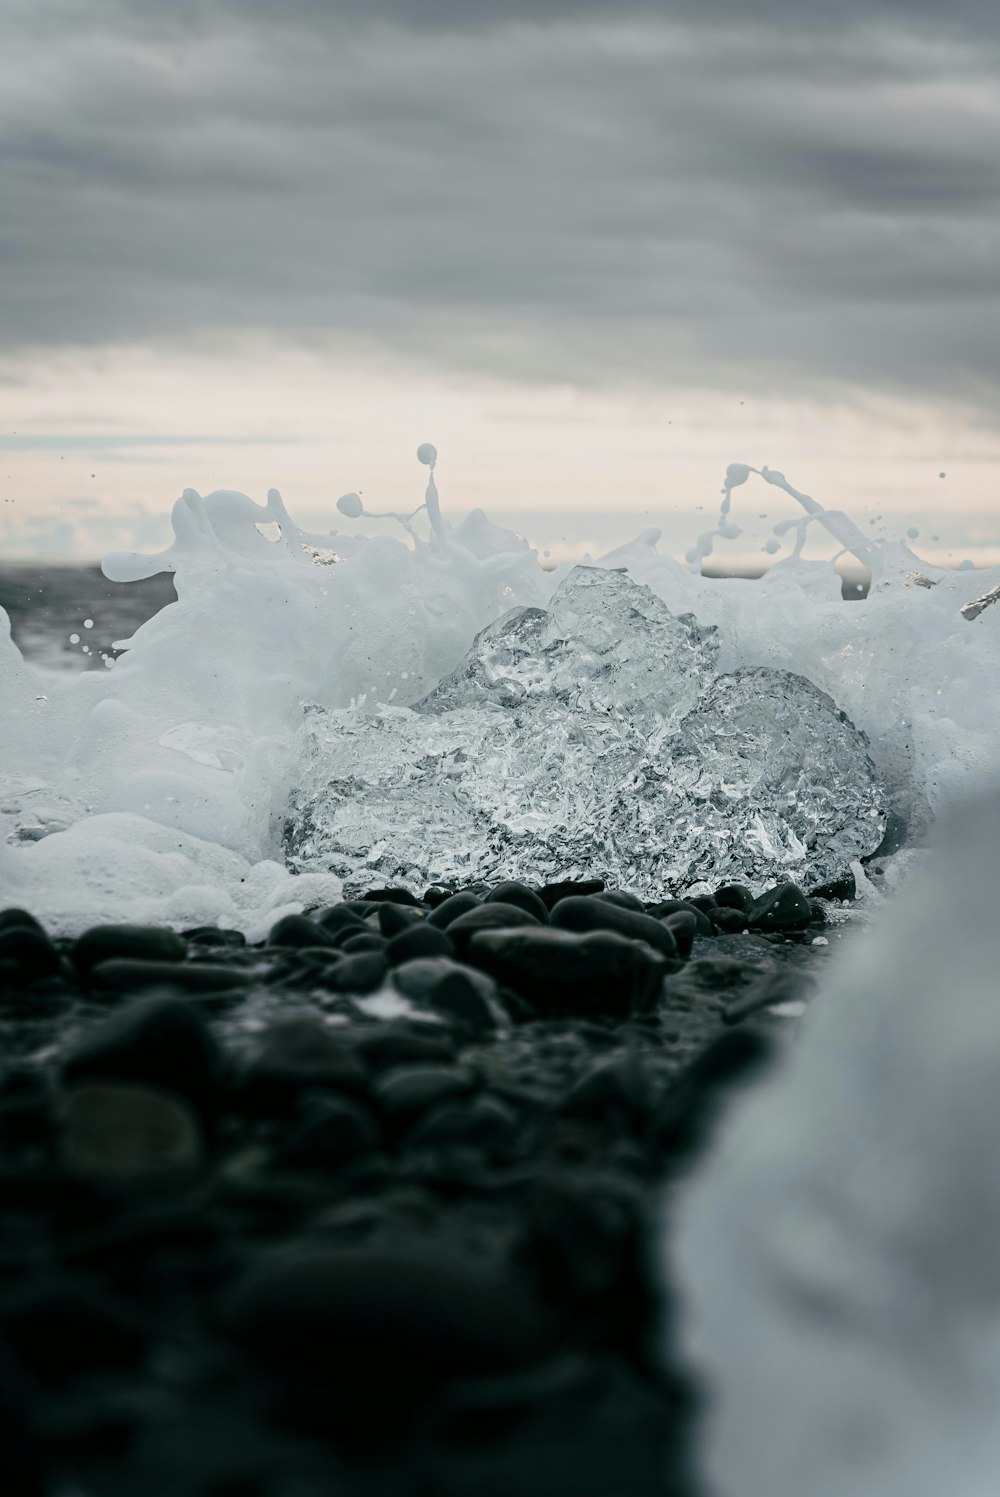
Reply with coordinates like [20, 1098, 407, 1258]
[673, 784, 1000, 1497]
[286, 567, 886, 897]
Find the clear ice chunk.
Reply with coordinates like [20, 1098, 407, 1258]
[285, 568, 887, 899]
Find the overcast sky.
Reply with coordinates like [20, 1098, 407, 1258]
[2, 0, 999, 562]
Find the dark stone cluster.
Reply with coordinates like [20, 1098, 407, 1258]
[0, 872, 848, 1496]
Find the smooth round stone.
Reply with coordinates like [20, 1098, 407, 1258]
[362, 887, 424, 907]
[662, 909, 699, 958]
[73, 923, 186, 976]
[88, 958, 249, 995]
[226, 1249, 551, 1385]
[386, 924, 454, 966]
[485, 882, 549, 924]
[447, 903, 543, 957]
[0, 925, 62, 984]
[62, 994, 222, 1128]
[468, 928, 666, 1017]
[182, 926, 246, 948]
[2, 1275, 149, 1386]
[560, 1053, 656, 1124]
[267, 914, 335, 949]
[238, 1018, 368, 1115]
[685, 895, 718, 915]
[317, 951, 388, 993]
[0, 907, 45, 935]
[61, 1081, 202, 1178]
[748, 882, 812, 932]
[273, 1096, 381, 1170]
[404, 1094, 519, 1157]
[808, 869, 857, 902]
[426, 892, 482, 929]
[651, 899, 714, 936]
[539, 879, 605, 910]
[338, 932, 387, 956]
[549, 897, 678, 960]
[714, 883, 755, 914]
[314, 906, 368, 939]
[353, 1023, 456, 1072]
[378, 903, 425, 938]
[373, 1064, 478, 1126]
[709, 908, 749, 935]
[594, 890, 646, 913]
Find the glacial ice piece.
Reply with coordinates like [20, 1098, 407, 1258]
[284, 567, 887, 899]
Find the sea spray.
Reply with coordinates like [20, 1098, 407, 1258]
[1, 447, 997, 933]
[672, 780, 1000, 1497]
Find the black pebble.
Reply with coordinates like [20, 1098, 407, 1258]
[486, 882, 550, 923]
[539, 878, 605, 910]
[73, 923, 186, 976]
[651, 899, 714, 936]
[468, 928, 666, 1018]
[748, 882, 812, 933]
[378, 902, 425, 938]
[426, 891, 482, 929]
[447, 902, 544, 957]
[318, 951, 387, 994]
[267, 914, 335, 949]
[708, 908, 748, 935]
[373, 1064, 477, 1128]
[226, 1249, 551, 1391]
[62, 994, 222, 1131]
[237, 1017, 368, 1116]
[714, 883, 755, 914]
[274, 1095, 381, 1170]
[362, 887, 424, 907]
[338, 932, 387, 956]
[0, 925, 62, 985]
[88, 958, 249, 995]
[550, 896, 678, 961]
[809, 869, 856, 902]
[386, 923, 455, 965]
[662, 909, 699, 958]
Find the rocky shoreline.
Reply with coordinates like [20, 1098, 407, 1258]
[0, 875, 852, 1495]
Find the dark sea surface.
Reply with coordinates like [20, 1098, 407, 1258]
[0, 564, 177, 671]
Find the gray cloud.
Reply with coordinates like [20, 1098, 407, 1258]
[1, 2, 999, 403]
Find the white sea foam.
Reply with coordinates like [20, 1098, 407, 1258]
[1, 448, 997, 933]
[672, 781, 1000, 1497]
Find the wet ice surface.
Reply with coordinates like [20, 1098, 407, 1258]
[286, 568, 887, 899]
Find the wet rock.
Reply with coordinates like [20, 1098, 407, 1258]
[338, 932, 387, 956]
[662, 910, 699, 959]
[549, 897, 678, 961]
[468, 928, 666, 1018]
[317, 950, 387, 994]
[227, 1249, 552, 1391]
[809, 869, 857, 902]
[314, 905, 368, 939]
[353, 1022, 457, 1072]
[363, 886, 424, 907]
[748, 882, 812, 933]
[373, 1064, 478, 1128]
[560, 1053, 658, 1128]
[595, 890, 646, 913]
[393, 957, 499, 1031]
[273, 1095, 381, 1170]
[1, 1275, 149, 1386]
[238, 1017, 368, 1115]
[61, 1081, 203, 1178]
[714, 883, 755, 914]
[0, 906, 45, 934]
[267, 914, 335, 949]
[404, 1094, 520, 1158]
[651, 898, 714, 936]
[182, 925, 247, 948]
[386, 923, 455, 965]
[0, 924, 62, 985]
[447, 902, 544, 957]
[377, 902, 425, 938]
[73, 923, 186, 976]
[88, 958, 249, 995]
[486, 881, 550, 924]
[540, 878, 605, 909]
[62, 995, 222, 1130]
[427, 891, 483, 928]
[708, 908, 748, 935]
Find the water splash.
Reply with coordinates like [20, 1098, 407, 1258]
[1, 444, 997, 933]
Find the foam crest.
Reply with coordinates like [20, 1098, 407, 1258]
[1, 446, 998, 932]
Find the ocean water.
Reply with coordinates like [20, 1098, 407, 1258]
[1, 449, 997, 936]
